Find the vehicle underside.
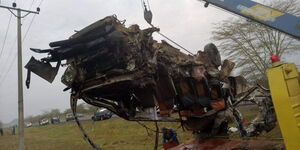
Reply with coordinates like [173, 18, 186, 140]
[25, 15, 276, 141]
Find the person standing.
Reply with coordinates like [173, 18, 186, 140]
[0, 127, 3, 136]
[11, 126, 16, 135]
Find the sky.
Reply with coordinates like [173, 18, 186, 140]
[0, 0, 299, 123]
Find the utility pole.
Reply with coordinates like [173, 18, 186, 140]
[0, 3, 39, 150]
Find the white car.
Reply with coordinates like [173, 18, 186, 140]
[25, 122, 32, 127]
[39, 118, 49, 126]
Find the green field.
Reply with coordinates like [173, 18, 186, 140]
[0, 114, 282, 150]
[0, 118, 193, 150]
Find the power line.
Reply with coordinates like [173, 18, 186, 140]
[0, 0, 44, 85]
[0, 34, 17, 83]
[0, 2, 40, 150]
[23, 0, 45, 41]
[0, 2, 29, 72]
[0, 54, 17, 86]
[22, 0, 44, 42]
[22, 0, 44, 41]
[0, 38, 17, 84]
[23, 14, 36, 41]
[38, 0, 44, 7]
[0, 8, 40, 85]
[0, 13, 12, 61]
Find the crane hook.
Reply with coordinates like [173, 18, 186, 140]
[142, 0, 153, 24]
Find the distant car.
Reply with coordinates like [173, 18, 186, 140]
[66, 113, 84, 122]
[76, 113, 84, 118]
[25, 122, 32, 127]
[50, 116, 60, 124]
[92, 108, 112, 121]
[39, 118, 49, 126]
[66, 113, 74, 122]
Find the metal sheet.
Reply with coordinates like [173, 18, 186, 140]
[24, 57, 60, 83]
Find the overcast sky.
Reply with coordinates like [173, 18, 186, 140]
[0, 0, 299, 123]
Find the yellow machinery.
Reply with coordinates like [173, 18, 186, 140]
[192, 1, 300, 148]
[267, 57, 300, 150]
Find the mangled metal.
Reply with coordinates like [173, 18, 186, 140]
[25, 15, 276, 140]
[25, 57, 60, 83]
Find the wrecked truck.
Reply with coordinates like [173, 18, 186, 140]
[25, 15, 276, 142]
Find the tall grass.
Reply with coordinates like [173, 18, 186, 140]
[0, 118, 192, 150]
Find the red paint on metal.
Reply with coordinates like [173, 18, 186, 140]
[169, 138, 285, 150]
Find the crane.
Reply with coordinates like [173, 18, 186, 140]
[194, 0, 300, 149]
[200, 0, 300, 40]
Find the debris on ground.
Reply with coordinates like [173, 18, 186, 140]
[169, 138, 285, 150]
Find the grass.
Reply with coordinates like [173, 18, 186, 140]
[0, 118, 193, 150]
[0, 108, 282, 150]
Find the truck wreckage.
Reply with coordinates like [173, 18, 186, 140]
[25, 15, 277, 148]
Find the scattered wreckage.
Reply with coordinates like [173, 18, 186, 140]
[25, 15, 277, 148]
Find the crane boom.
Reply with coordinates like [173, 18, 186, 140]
[201, 0, 300, 40]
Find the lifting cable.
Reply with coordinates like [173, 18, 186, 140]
[141, 0, 194, 55]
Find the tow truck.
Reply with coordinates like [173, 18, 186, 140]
[162, 0, 299, 149]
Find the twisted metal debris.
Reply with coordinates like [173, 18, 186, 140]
[25, 15, 277, 149]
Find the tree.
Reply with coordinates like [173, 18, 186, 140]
[212, 0, 300, 85]
[63, 108, 72, 115]
[87, 105, 99, 114]
[25, 116, 35, 123]
[41, 110, 51, 118]
[49, 109, 61, 117]
[76, 103, 88, 113]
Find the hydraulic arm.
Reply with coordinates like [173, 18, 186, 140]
[201, 0, 300, 40]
